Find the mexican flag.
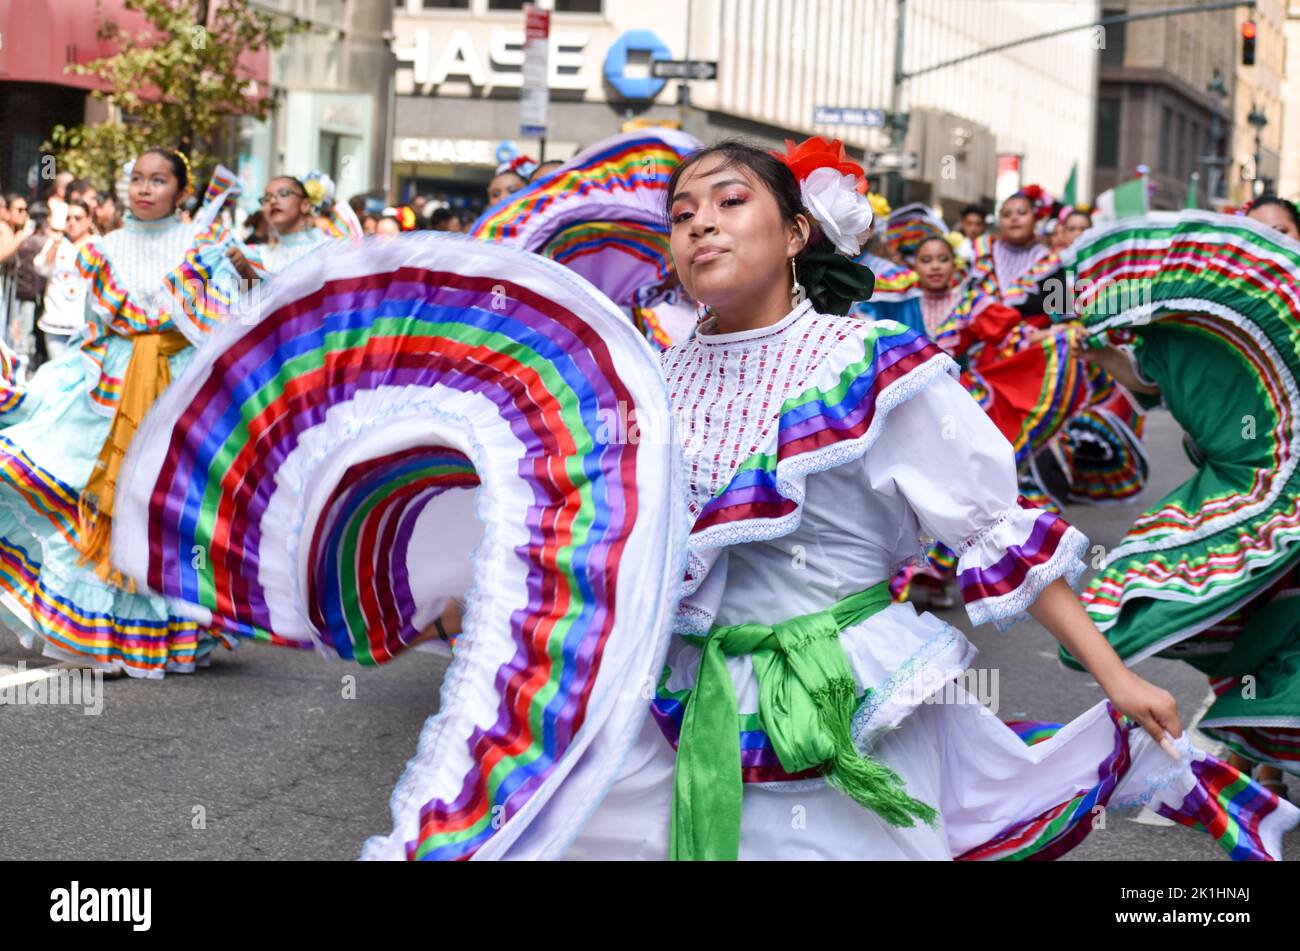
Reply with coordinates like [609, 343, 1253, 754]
[1062, 163, 1078, 207]
[1093, 176, 1148, 223]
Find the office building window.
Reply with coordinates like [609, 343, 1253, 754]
[487, 0, 527, 9]
[1096, 97, 1120, 169]
[422, 0, 470, 8]
[554, 0, 603, 10]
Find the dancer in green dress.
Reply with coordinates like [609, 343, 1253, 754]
[1063, 202, 1300, 797]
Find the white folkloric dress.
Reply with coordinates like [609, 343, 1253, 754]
[244, 226, 333, 276]
[563, 300, 1299, 860]
[106, 232, 1296, 860]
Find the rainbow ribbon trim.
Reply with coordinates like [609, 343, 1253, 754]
[955, 507, 1078, 611]
[307, 446, 481, 663]
[74, 222, 238, 413]
[116, 245, 671, 861]
[469, 130, 700, 326]
[961, 708, 1291, 861]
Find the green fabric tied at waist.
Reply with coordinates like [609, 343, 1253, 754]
[670, 580, 939, 861]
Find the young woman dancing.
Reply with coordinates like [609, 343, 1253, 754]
[555, 141, 1295, 860]
[0, 148, 244, 677]
[109, 139, 1299, 859]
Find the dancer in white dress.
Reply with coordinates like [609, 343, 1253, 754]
[112, 137, 1298, 860]
[227, 173, 332, 282]
[562, 138, 1298, 861]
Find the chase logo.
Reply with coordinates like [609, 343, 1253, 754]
[603, 30, 672, 100]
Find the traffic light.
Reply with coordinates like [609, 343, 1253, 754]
[1242, 20, 1257, 66]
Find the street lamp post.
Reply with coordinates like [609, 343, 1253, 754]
[1247, 103, 1268, 197]
[886, 0, 909, 206]
[1202, 68, 1229, 206]
[676, 0, 695, 135]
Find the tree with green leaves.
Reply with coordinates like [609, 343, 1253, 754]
[44, 0, 300, 191]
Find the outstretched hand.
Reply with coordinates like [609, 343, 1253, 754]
[1028, 577, 1182, 759]
[1023, 323, 1083, 352]
[1103, 668, 1184, 757]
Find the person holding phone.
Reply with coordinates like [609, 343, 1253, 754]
[34, 199, 94, 359]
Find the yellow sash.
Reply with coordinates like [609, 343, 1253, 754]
[76, 328, 191, 586]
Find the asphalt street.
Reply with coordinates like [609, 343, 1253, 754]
[0, 408, 1295, 861]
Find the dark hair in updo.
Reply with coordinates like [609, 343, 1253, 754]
[666, 141, 825, 297]
[1249, 194, 1300, 233]
[139, 147, 189, 193]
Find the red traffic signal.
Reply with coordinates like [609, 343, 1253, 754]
[1242, 20, 1257, 65]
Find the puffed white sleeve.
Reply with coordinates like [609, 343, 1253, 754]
[864, 372, 1090, 630]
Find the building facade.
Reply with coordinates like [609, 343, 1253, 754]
[0, 0, 211, 196]
[393, 0, 1101, 218]
[392, 0, 694, 213]
[243, 0, 395, 213]
[0, 0, 391, 212]
[887, 0, 1100, 216]
[1093, 0, 1238, 210]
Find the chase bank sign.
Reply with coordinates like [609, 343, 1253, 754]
[395, 24, 673, 102]
[603, 30, 672, 100]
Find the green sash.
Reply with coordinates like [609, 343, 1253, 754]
[670, 581, 938, 861]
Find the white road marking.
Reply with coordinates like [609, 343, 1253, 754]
[1129, 808, 1177, 827]
[0, 662, 88, 691]
[0, 589, 34, 628]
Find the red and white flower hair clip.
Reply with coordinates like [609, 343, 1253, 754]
[771, 136, 875, 257]
[1012, 183, 1056, 220]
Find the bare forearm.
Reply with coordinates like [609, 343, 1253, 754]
[1090, 345, 1160, 396]
[1028, 577, 1128, 688]
[1027, 576, 1183, 745]
[0, 234, 23, 263]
